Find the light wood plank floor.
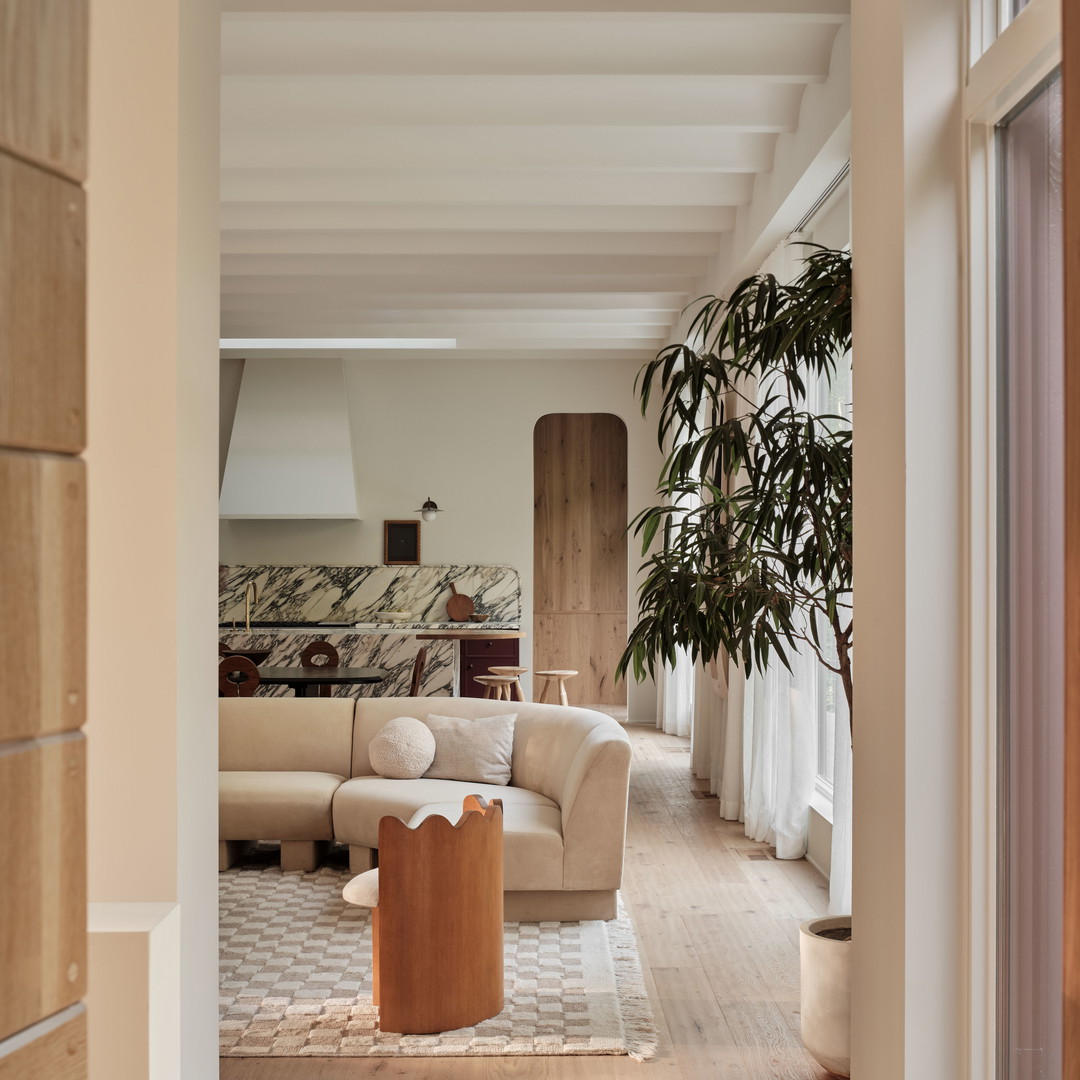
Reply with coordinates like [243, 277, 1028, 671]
[220, 722, 831, 1080]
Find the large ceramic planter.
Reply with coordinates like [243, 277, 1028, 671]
[799, 915, 851, 1078]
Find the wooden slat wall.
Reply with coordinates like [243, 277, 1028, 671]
[0, 2, 88, 1076]
[1064, 0, 1080, 1068]
[533, 414, 628, 705]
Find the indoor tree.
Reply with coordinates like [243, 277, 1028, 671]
[616, 245, 854, 730]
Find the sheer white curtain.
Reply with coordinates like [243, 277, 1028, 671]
[742, 637, 818, 858]
[829, 709, 852, 913]
[656, 647, 694, 737]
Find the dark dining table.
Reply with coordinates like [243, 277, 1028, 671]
[255, 666, 388, 697]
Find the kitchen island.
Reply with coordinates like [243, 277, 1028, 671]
[218, 622, 522, 698]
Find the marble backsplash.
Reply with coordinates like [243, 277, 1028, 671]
[219, 564, 520, 626]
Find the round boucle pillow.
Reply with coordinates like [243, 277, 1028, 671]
[368, 715, 437, 779]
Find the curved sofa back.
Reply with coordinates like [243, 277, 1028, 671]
[220, 697, 355, 776]
[352, 697, 628, 810]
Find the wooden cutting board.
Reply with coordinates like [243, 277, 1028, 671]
[446, 582, 475, 621]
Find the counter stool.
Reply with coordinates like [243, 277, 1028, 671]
[487, 665, 527, 701]
[535, 669, 578, 706]
[473, 674, 517, 701]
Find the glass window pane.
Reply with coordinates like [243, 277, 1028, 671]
[997, 74, 1063, 1080]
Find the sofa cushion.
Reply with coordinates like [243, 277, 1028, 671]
[406, 801, 564, 892]
[220, 771, 344, 841]
[422, 712, 516, 785]
[220, 697, 355, 776]
[368, 716, 436, 779]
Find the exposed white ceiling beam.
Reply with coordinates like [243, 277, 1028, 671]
[223, 0, 848, 15]
[221, 76, 805, 129]
[220, 203, 737, 233]
[219, 303, 679, 324]
[221, 347, 658, 363]
[220, 319, 665, 338]
[222, 253, 708, 276]
[221, 17, 840, 79]
[221, 169, 756, 205]
[219, 290, 690, 310]
[222, 273, 702, 294]
[222, 127, 779, 172]
[220, 231, 725, 257]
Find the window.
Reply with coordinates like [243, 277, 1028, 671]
[997, 73, 1063, 1080]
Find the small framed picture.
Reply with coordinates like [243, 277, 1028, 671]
[383, 520, 421, 565]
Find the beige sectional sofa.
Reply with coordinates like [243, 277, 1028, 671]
[219, 696, 632, 920]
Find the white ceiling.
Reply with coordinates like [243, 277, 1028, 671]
[219, 0, 850, 365]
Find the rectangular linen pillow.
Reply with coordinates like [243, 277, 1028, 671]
[423, 713, 516, 786]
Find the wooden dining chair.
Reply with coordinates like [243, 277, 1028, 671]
[343, 795, 504, 1034]
[219, 655, 260, 697]
[408, 646, 428, 696]
[300, 641, 339, 698]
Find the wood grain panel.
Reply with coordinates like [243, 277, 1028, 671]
[0, 453, 86, 742]
[590, 414, 628, 613]
[1064, 0, 1080, 1066]
[0, 153, 86, 454]
[0, 0, 88, 180]
[534, 414, 628, 704]
[534, 613, 628, 706]
[0, 1010, 86, 1080]
[0, 735, 87, 1042]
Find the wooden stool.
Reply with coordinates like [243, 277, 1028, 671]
[473, 675, 517, 701]
[535, 669, 578, 706]
[488, 665, 527, 701]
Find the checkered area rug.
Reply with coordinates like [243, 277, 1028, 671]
[219, 864, 657, 1058]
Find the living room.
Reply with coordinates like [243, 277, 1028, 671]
[2, 1, 1073, 1079]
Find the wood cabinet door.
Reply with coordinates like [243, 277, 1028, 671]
[461, 638, 520, 698]
[533, 413, 628, 705]
[0, 2, 88, 1076]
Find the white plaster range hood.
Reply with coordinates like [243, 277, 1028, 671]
[219, 358, 359, 519]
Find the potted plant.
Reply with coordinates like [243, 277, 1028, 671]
[616, 244, 853, 1077]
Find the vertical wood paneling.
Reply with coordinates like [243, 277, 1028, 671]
[0, 0, 88, 180]
[0, 154, 86, 454]
[534, 612, 628, 704]
[534, 414, 627, 704]
[0, 453, 86, 742]
[0, 3, 88, 1073]
[1063, 0, 1080, 1066]
[0, 1011, 86, 1080]
[0, 737, 87, 1042]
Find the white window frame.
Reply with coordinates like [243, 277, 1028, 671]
[963, 1, 1060, 1074]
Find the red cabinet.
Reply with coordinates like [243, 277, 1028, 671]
[460, 636, 520, 698]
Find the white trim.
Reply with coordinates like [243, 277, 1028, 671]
[963, 116, 1001, 1080]
[961, 8, 1060, 1074]
[811, 774, 835, 823]
[966, 0, 1061, 125]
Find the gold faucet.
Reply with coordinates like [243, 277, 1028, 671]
[244, 581, 259, 632]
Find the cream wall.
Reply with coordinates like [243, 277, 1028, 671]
[86, 0, 219, 1077]
[220, 355, 663, 718]
[850, 0, 966, 1076]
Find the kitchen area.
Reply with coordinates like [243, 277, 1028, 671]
[217, 354, 659, 715]
[219, 562, 522, 698]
